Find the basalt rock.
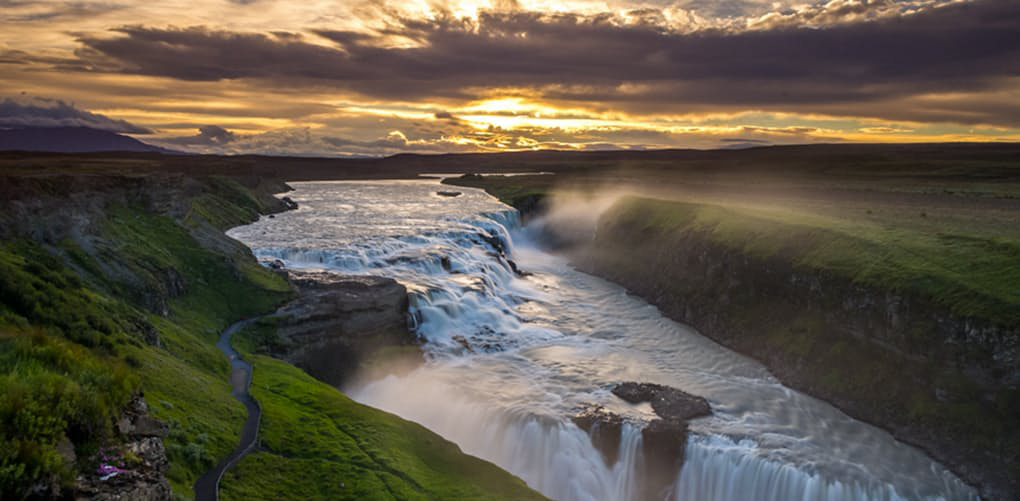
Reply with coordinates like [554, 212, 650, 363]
[75, 396, 171, 501]
[272, 271, 417, 386]
[75, 437, 171, 501]
[571, 405, 625, 466]
[611, 382, 712, 422]
[573, 383, 712, 500]
[116, 397, 169, 439]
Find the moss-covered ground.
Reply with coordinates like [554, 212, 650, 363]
[604, 197, 1020, 326]
[0, 177, 293, 498]
[0, 172, 545, 500]
[219, 353, 545, 500]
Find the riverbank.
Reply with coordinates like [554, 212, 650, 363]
[0, 166, 544, 500]
[446, 169, 1020, 499]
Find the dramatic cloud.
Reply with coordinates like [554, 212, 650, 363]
[56, 0, 1020, 126]
[1, 0, 1018, 154]
[0, 96, 152, 133]
[159, 124, 236, 146]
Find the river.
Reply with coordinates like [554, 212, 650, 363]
[227, 179, 976, 501]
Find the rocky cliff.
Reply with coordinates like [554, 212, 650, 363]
[573, 204, 1019, 499]
[266, 271, 416, 387]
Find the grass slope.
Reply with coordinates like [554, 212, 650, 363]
[606, 196, 1020, 326]
[0, 176, 293, 498]
[219, 354, 546, 501]
[1, 172, 546, 500]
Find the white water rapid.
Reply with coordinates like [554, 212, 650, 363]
[228, 180, 978, 501]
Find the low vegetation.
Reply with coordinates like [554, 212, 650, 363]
[219, 353, 545, 500]
[605, 197, 1020, 326]
[0, 170, 544, 500]
[0, 175, 295, 498]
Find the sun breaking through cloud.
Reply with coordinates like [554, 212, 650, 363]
[1, 0, 1018, 155]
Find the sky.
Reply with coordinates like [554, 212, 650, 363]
[1, 0, 1019, 156]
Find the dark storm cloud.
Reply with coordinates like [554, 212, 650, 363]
[159, 124, 236, 145]
[0, 96, 152, 133]
[54, 0, 1020, 125]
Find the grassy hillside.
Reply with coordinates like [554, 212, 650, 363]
[606, 197, 1020, 326]
[219, 352, 545, 500]
[0, 171, 544, 500]
[0, 175, 293, 498]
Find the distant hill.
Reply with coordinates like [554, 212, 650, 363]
[0, 126, 176, 154]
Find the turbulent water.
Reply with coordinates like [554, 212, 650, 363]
[229, 180, 977, 501]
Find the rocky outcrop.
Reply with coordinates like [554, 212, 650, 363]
[575, 218, 1019, 499]
[270, 271, 416, 386]
[572, 406, 626, 465]
[75, 396, 171, 501]
[573, 382, 712, 500]
[611, 382, 711, 422]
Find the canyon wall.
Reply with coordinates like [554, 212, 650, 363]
[566, 198, 1018, 500]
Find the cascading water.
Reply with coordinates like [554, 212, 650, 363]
[228, 180, 978, 501]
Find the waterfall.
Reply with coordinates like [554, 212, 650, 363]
[229, 180, 979, 501]
[353, 373, 646, 501]
[676, 434, 916, 501]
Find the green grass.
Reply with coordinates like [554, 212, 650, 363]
[0, 328, 138, 497]
[0, 176, 294, 498]
[602, 197, 1020, 326]
[92, 204, 292, 494]
[590, 195, 1020, 489]
[0, 241, 142, 497]
[444, 174, 553, 212]
[219, 355, 546, 501]
[1, 172, 548, 500]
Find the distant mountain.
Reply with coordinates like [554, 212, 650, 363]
[0, 126, 177, 154]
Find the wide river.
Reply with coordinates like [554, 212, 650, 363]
[229, 180, 977, 501]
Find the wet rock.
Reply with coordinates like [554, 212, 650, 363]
[572, 405, 625, 465]
[437, 191, 462, 197]
[573, 383, 712, 499]
[281, 196, 298, 210]
[273, 271, 418, 386]
[478, 232, 507, 255]
[612, 382, 711, 422]
[452, 335, 474, 353]
[506, 259, 530, 277]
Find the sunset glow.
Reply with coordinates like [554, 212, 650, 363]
[2, 0, 1018, 155]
